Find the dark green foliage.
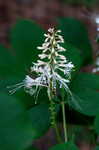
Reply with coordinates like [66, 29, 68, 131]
[63, 0, 99, 7]
[0, 45, 16, 77]
[11, 19, 45, 72]
[94, 114, 99, 134]
[28, 104, 50, 139]
[0, 20, 46, 109]
[63, 43, 83, 76]
[0, 93, 50, 150]
[70, 88, 99, 116]
[0, 17, 99, 149]
[25, 146, 39, 150]
[70, 72, 99, 116]
[57, 17, 93, 64]
[70, 72, 99, 90]
[49, 142, 79, 150]
[0, 93, 34, 150]
[94, 146, 99, 150]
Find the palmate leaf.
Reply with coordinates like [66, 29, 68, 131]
[57, 17, 93, 64]
[49, 142, 79, 150]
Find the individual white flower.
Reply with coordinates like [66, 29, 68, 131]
[57, 45, 66, 52]
[58, 55, 66, 60]
[38, 54, 48, 59]
[48, 28, 54, 33]
[25, 75, 35, 88]
[37, 42, 50, 50]
[56, 30, 61, 33]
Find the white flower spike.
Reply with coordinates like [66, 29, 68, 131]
[8, 28, 74, 101]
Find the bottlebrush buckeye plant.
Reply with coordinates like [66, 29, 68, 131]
[0, 18, 99, 150]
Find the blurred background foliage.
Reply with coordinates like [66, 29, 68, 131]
[63, 0, 99, 7]
[0, 0, 99, 150]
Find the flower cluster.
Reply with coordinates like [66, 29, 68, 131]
[8, 28, 74, 101]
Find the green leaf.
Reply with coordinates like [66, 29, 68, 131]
[71, 72, 99, 90]
[49, 142, 79, 150]
[0, 93, 50, 150]
[0, 19, 45, 78]
[25, 145, 39, 150]
[57, 17, 93, 64]
[70, 73, 99, 116]
[94, 114, 99, 134]
[0, 92, 34, 150]
[0, 45, 16, 77]
[28, 104, 50, 139]
[63, 42, 83, 76]
[11, 19, 45, 73]
[70, 88, 99, 116]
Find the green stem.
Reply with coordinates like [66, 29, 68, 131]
[54, 122, 62, 143]
[61, 101, 68, 142]
[48, 88, 62, 144]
